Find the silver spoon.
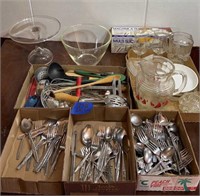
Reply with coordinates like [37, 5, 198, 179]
[20, 118, 39, 162]
[148, 146, 175, 174]
[81, 124, 93, 147]
[167, 123, 178, 133]
[130, 113, 143, 127]
[134, 141, 145, 155]
[143, 147, 153, 164]
[155, 112, 169, 126]
[96, 126, 113, 172]
[74, 125, 94, 173]
[115, 128, 127, 181]
[104, 126, 113, 141]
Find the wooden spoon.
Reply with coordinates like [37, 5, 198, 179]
[53, 75, 121, 94]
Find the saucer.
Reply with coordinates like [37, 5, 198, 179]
[173, 64, 199, 93]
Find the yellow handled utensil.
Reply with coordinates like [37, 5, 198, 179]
[53, 93, 79, 103]
[53, 75, 121, 94]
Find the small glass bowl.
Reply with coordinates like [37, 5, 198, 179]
[179, 91, 200, 113]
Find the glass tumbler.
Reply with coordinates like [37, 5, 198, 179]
[131, 28, 153, 58]
[151, 32, 171, 55]
[167, 32, 193, 64]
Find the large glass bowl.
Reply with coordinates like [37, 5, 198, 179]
[61, 23, 111, 66]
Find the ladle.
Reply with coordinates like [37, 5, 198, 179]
[20, 118, 39, 162]
[48, 62, 92, 84]
[48, 62, 77, 81]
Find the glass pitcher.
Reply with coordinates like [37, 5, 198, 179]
[135, 55, 187, 109]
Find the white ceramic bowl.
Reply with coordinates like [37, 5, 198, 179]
[173, 63, 199, 93]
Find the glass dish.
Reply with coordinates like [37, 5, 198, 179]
[179, 91, 200, 113]
[9, 15, 61, 44]
[61, 23, 111, 66]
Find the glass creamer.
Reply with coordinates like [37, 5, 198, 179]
[135, 56, 187, 109]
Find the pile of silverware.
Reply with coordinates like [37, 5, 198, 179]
[131, 112, 193, 176]
[70, 124, 129, 183]
[16, 118, 68, 177]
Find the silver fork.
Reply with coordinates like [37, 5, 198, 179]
[136, 127, 161, 155]
[16, 134, 47, 170]
[169, 132, 181, 158]
[179, 148, 193, 170]
[157, 139, 168, 151]
[33, 135, 61, 173]
[48, 130, 67, 177]
[180, 148, 191, 158]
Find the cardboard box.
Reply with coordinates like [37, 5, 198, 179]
[0, 108, 70, 195]
[129, 110, 200, 191]
[14, 65, 132, 109]
[62, 107, 137, 195]
[1, 108, 199, 194]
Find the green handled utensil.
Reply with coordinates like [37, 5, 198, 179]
[74, 69, 126, 81]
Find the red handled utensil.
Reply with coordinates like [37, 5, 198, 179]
[76, 77, 82, 97]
